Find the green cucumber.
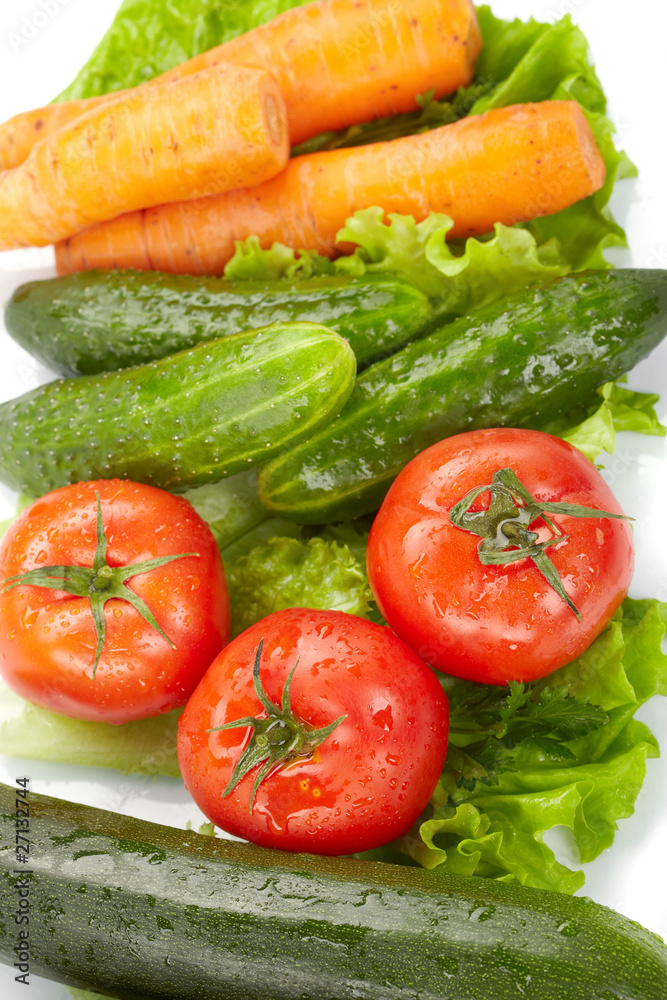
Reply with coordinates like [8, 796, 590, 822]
[1, 782, 665, 999]
[4, 270, 431, 376]
[0, 322, 355, 497]
[259, 269, 667, 523]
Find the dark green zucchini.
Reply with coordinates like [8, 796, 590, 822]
[4, 270, 431, 375]
[259, 269, 667, 523]
[0, 782, 665, 1000]
[0, 322, 355, 497]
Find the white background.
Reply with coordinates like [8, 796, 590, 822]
[0, 1, 666, 997]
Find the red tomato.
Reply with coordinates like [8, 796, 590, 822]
[177, 608, 449, 854]
[0, 480, 229, 723]
[367, 428, 634, 685]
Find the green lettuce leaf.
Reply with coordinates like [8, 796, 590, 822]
[223, 236, 335, 283]
[472, 10, 604, 115]
[542, 382, 666, 462]
[335, 211, 570, 312]
[226, 535, 372, 637]
[374, 599, 666, 892]
[224, 210, 571, 317]
[0, 677, 180, 777]
[220, 516, 305, 565]
[183, 469, 269, 551]
[56, 0, 311, 101]
[473, 8, 549, 87]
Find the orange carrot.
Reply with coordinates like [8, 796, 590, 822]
[0, 100, 110, 171]
[0, 0, 482, 170]
[0, 65, 288, 252]
[56, 102, 606, 278]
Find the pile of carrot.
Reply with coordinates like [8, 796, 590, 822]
[0, 0, 482, 169]
[0, 0, 607, 274]
[55, 101, 606, 276]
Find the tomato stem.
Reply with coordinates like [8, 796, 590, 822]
[0, 492, 199, 677]
[207, 640, 346, 813]
[448, 468, 632, 620]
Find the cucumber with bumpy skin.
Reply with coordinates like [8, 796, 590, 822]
[0, 782, 666, 1000]
[0, 322, 355, 496]
[259, 269, 667, 523]
[4, 270, 431, 375]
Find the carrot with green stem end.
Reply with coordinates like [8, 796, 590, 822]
[56, 101, 606, 278]
[0, 0, 482, 170]
[0, 64, 288, 252]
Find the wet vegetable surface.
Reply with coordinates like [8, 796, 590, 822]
[259, 269, 667, 523]
[0, 322, 356, 497]
[177, 608, 449, 854]
[367, 428, 634, 685]
[5, 271, 431, 375]
[1, 781, 666, 999]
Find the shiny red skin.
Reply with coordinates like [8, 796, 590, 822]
[0, 480, 229, 723]
[367, 429, 634, 685]
[177, 608, 449, 854]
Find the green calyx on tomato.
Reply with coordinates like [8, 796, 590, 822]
[207, 639, 346, 813]
[0, 492, 199, 677]
[449, 467, 632, 621]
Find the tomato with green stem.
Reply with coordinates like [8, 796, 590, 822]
[367, 428, 634, 685]
[177, 608, 449, 854]
[0, 479, 229, 723]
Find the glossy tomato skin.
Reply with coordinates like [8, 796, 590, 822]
[177, 608, 449, 854]
[367, 429, 634, 685]
[0, 480, 229, 723]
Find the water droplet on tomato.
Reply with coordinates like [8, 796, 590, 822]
[372, 704, 393, 731]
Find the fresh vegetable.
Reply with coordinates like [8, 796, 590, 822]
[177, 608, 449, 854]
[54, 101, 605, 276]
[0, 0, 482, 170]
[0, 681, 183, 776]
[226, 536, 373, 637]
[389, 597, 667, 891]
[0, 322, 356, 497]
[1, 594, 664, 894]
[388, 598, 667, 892]
[542, 380, 667, 461]
[0, 64, 288, 251]
[49, 4, 634, 274]
[183, 471, 272, 554]
[223, 207, 572, 317]
[5, 270, 431, 376]
[2, 781, 667, 999]
[0, 480, 228, 723]
[367, 429, 633, 685]
[258, 269, 667, 523]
